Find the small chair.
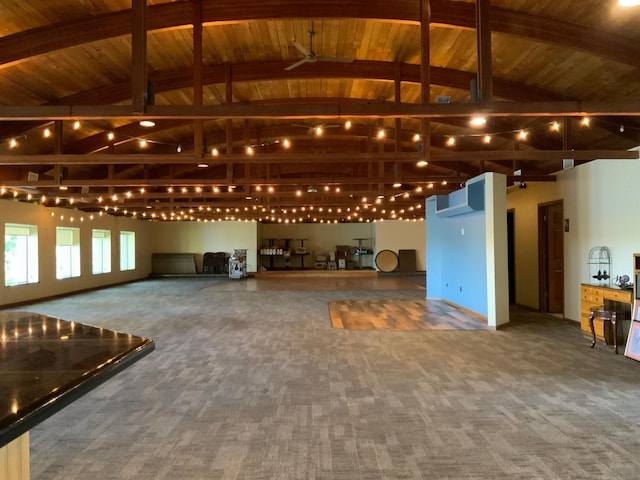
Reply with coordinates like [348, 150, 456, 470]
[588, 308, 622, 354]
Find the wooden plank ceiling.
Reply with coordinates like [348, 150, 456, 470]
[0, 0, 639, 222]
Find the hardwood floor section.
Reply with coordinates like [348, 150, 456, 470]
[207, 276, 425, 291]
[329, 299, 487, 330]
[254, 269, 378, 279]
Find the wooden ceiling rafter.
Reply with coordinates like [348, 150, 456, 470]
[1, 1, 638, 223]
[1, 149, 633, 168]
[1, 1, 638, 70]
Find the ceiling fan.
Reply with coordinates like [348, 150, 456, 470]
[285, 24, 354, 71]
[292, 122, 341, 136]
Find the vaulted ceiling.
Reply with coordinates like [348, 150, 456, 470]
[0, 0, 639, 222]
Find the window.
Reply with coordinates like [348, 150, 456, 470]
[92, 229, 111, 275]
[4, 223, 38, 286]
[120, 231, 135, 271]
[56, 226, 81, 279]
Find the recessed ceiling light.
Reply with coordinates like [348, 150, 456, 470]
[139, 120, 155, 127]
[470, 116, 487, 126]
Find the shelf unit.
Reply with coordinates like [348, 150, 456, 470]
[352, 238, 372, 269]
[259, 238, 308, 270]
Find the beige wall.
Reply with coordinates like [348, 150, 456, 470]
[507, 152, 640, 322]
[257, 221, 427, 271]
[258, 222, 376, 268]
[150, 220, 258, 272]
[374, 220, 426, 271]
[1, 200, 152, 307]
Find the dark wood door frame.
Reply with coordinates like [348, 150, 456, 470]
[507, 209, 515, 304]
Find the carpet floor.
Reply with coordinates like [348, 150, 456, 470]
[4, 276, 640, 479]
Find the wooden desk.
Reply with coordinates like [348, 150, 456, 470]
[580, 284, 632, 343]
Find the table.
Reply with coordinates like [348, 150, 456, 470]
[0, 311, 154, 479]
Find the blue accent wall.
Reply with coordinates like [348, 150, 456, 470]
[426, 179, 488, 316]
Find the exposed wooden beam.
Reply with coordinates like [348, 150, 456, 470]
[420, 0, 432, 166]
[131, 0, 148, 115]
[476, 0, 493, 106]
[192, 0, 204, 158]
[0, 150, 634, 167]
[1, 1, 638, 70]
[2, 101, 640, 121]
[58, 61, 565, 108]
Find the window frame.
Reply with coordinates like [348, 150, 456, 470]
[4, 223, 39, 287]
[56, 226, 81, 280]
[91, 228, 112, 275]
[119, 230, 136, 271]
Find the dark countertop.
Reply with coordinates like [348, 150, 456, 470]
[0, 311, 154, 448]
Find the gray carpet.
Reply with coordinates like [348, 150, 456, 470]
[7, 277, 640, 479]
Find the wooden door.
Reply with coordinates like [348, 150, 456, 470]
[538, 201, 564, 313]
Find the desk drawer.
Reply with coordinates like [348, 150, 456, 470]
[581, 290, 603, 304]
[603, 289, 632, 303]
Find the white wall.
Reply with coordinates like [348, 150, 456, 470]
[150, 221, 259, 272]
[507, 152, 640, 322]
[0, 200, 152, 307]
[374, 220, 426, 271]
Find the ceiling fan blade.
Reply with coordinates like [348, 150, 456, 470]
[285, 58, 310, 71]
[291, 40, 311, 57]
[317, 56, 355, 64]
